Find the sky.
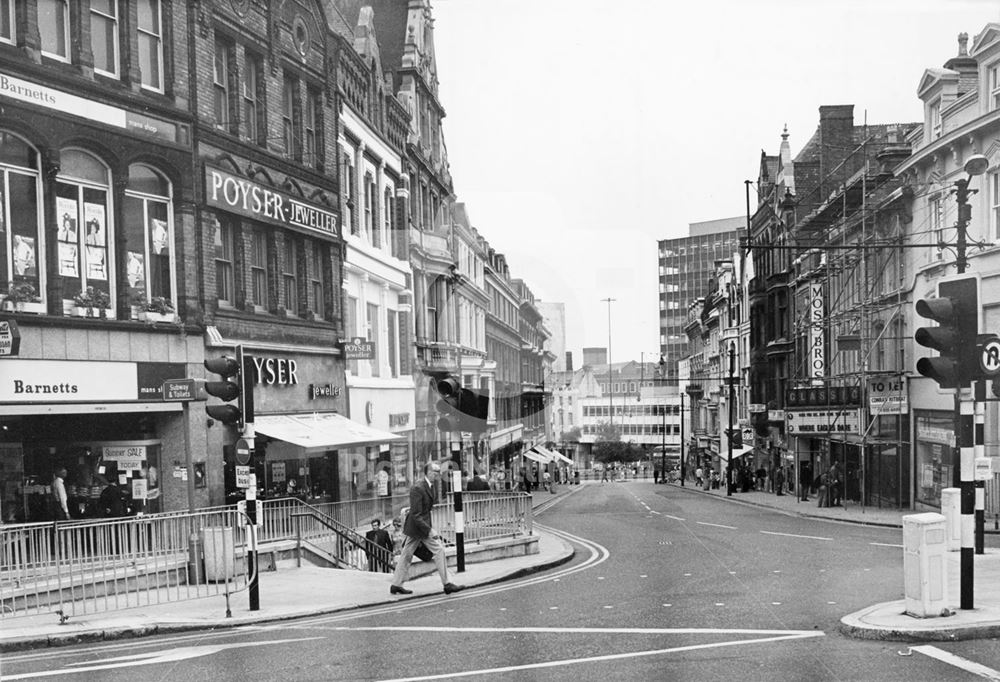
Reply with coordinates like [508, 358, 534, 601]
[430, 0, 999, 366]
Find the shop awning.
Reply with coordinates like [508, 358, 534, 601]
[534, 446, 572, 464]
[718, 445, 754, 462]
[521, 450, 550, 464]
[254, 413, 401, 455]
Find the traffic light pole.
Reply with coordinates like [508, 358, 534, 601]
[453, 470, 465, 573]
[726, 344, 735, 497]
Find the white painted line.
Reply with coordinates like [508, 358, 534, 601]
[650, 510, 662, 515]
[911, 645, 1000, 681]
[697, 521, 737, 530]
[760, 530, 832, 541]
[336, 625, 825, 635]
[665, 515, 685, 521]
[870, 542, 904, 548]
[373, 630, 825, 682]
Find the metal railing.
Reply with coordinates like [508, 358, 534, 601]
[431, 492, 533, 543]
[1, 508, 251, 620]
[290, 508, 394, 573]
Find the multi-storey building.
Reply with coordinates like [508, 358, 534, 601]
[336, 7, 416, 495]
[658, 217, 743, 381]
[537, 301, 567, 372]
[0, 0, 199, 521]
[513, 280, 553, 449]
[485, 247, 524, 474]
[897, 27, 1000, 511]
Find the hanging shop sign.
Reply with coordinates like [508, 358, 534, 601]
[809, 282, 825, 385]
[205, 164, 339, 239]
[868, 377, 908, 416]
[341, 337, 375, 360]
[785, 409, 861, 435]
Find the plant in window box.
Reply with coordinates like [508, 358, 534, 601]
[142, 296, 176, 323]
[73, 286, 111, 318]
[130, 290, 147, 320]
[4, 281, 41, 312]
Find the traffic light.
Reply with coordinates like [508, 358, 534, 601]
[434, 374, 490, 432]
[204, 352, 254, 429]
[915, 276, 979, 389]
[436, 375, 462, 432]
[725, 427, 743, 448]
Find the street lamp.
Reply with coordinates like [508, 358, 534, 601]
[602, 298, 615, 430]
[954, 153, 988, 275]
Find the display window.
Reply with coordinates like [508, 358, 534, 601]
[123, 164, 175, 317]
[0, 132, 45, 312]
[914, 410, 954, 509]
[56, 149, 115, 318]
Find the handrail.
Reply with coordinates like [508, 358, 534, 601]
[291, 504, 393, 573]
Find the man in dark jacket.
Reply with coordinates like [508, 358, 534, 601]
[389, 462, 465, 596]
[467, 472, 490, 491]
[364, 519, 394, 572]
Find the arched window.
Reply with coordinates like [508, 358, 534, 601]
[56, 149, 114, 316]
[0, 132, 44, 308]
[123, 164, 175, 317]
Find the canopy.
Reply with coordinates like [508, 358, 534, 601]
[534, 446, 572, 465]
[254, 413, 401, 458]
[521, 450, 550, 464]
[718, 445, 754, 462]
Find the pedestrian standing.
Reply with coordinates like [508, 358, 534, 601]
[389, 462, 465, 596]
[695, 467, 704, 487]
[50, 467, 70, 520]
[828, 462, 843, 506]
[774, 466, 785, 496]
[799, 462, 812, 501]
[364, 519, 394, 572]
[817, 471, 830, 507]
[574, 470, 580, 486]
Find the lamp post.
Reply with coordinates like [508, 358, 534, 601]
[602, 298, 616, 431]
[727, 342, 736, 497]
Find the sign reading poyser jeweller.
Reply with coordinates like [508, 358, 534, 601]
[205, 164, 339, 239]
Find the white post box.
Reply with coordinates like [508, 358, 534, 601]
[940, 487, 960, 551]
[903, 512, 948, 618]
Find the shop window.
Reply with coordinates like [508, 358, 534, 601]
[0, 0, 13, 44]
[0, 132, 44, 310]
[137, 0, 163, 91]
[123, 164, 174, 318]
[214, 217, 235, 306]
[90, 0, 119, 77]
[242, 51, 262, 144]
[56, 150, 114, 317]
[250, 227, 268, 309]
[39, 0, 70, 62]
[310, 244, 325, 319]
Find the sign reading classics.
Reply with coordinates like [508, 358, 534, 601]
[205, 165, 339, 239]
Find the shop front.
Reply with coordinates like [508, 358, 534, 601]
[913, 409, 954, 511]
[0, 358, 196, 523]
[345, 382, 416, 499]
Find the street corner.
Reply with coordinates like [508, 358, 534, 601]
[840, 600, 1000, 642]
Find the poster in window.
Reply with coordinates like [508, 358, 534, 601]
[86, 246, 107, 280]
[58, 242, 79, 277]
[57, 197, 77, 242]
[12, 235, 36, 276]
[127, 251, 146, 289]
[83, 202, 105, 247]
[151, 218, 169, 255]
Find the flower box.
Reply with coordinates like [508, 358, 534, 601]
[139, 311, 176, 323]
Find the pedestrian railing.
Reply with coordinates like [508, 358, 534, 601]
[431, 492, 533, 544]
[290, 507, 393, 573]
[0, 508, 253, 621]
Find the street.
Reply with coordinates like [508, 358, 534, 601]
[4, 482, 1000, 681]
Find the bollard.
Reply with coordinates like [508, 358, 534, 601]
[187, 532, 204, 585]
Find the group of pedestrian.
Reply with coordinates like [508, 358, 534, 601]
[815, 461, 843, 508]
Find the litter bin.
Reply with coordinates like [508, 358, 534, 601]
[903, 512, 948, 618]
[201, 527, 235, 581]
[187, 532, 204, 585]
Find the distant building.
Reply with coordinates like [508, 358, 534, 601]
[657, 218, 743, 380]
[537, 301, 567, 372]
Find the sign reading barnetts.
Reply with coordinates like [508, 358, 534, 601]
[205, 164, 339, 239]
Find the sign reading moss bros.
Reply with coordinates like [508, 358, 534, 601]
[204, 164, 339, 239]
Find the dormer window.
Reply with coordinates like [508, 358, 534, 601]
[990, 64, 1000, 111]
[929, 99, 941, 139]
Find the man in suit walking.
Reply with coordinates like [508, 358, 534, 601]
[389, 461, 465, 596]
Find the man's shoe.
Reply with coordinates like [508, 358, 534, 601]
[390, 585, 412, 595]
[443, 583, 466, 594]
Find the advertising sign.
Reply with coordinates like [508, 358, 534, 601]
[786, 409, 861, 435]
[868, 377, 908, 416]
[342, 337, 375, 360]
[0, 319, 20, 356]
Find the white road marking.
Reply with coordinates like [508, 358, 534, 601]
[870, 542, 904, 548]
[650, 510, 662, 515]
[0, 638, 323, 680]
[665, 515, 685, 521]
[371, 629, 825, 681]
[697, 521, 737, 530]
[760, 530, 832, 541]
[911, 645, 1000, 681]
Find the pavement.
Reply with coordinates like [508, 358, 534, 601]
[3, 480, 1000, 651]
